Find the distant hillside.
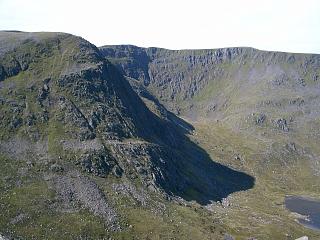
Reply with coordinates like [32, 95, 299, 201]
[100, 45, 320, 132]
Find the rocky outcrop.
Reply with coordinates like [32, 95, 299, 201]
[77, 149, 122, 178]
[100, 45, 320, 134]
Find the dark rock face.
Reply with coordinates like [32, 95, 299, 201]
[99, 45, 151, 85]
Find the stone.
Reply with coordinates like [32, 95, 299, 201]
[286, 142, 296, 152]
[224, 234, 235, 240]
[50, 164, 64, 172]
[275, 118, 289, 132]
[10, 213, 29, 225]
[295, 236, 308, 240]
[221, 198, 230, 208]
[298, 78, 306, 87]
[11, 117, 23, 129]
[256, 113, 266, 125]
[0, 65, 6, 81]
[78, 150, 117, 177]
[112, 165, 123, 178]
[0, 235, 6, 240]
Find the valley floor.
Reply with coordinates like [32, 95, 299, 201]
[186, 119, 320, 239]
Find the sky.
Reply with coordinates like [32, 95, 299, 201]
[0, 0, 319, 53]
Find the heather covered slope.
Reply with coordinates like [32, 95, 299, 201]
[0, 32, 255, 239]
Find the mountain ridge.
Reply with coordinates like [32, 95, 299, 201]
[99, 44, 320, 126]
[101, 43, 320, 55]
[0, 31, 257, 239]
[0, 31, 319, 239]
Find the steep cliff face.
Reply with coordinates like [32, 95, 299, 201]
[100, 45, 320, 134]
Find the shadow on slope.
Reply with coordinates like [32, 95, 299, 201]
[172, 135, 255, 205]
[107, 64, 255, 205]
[156, 117, 255, 205]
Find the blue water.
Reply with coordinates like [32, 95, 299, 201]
[285, 196, 320, 231]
